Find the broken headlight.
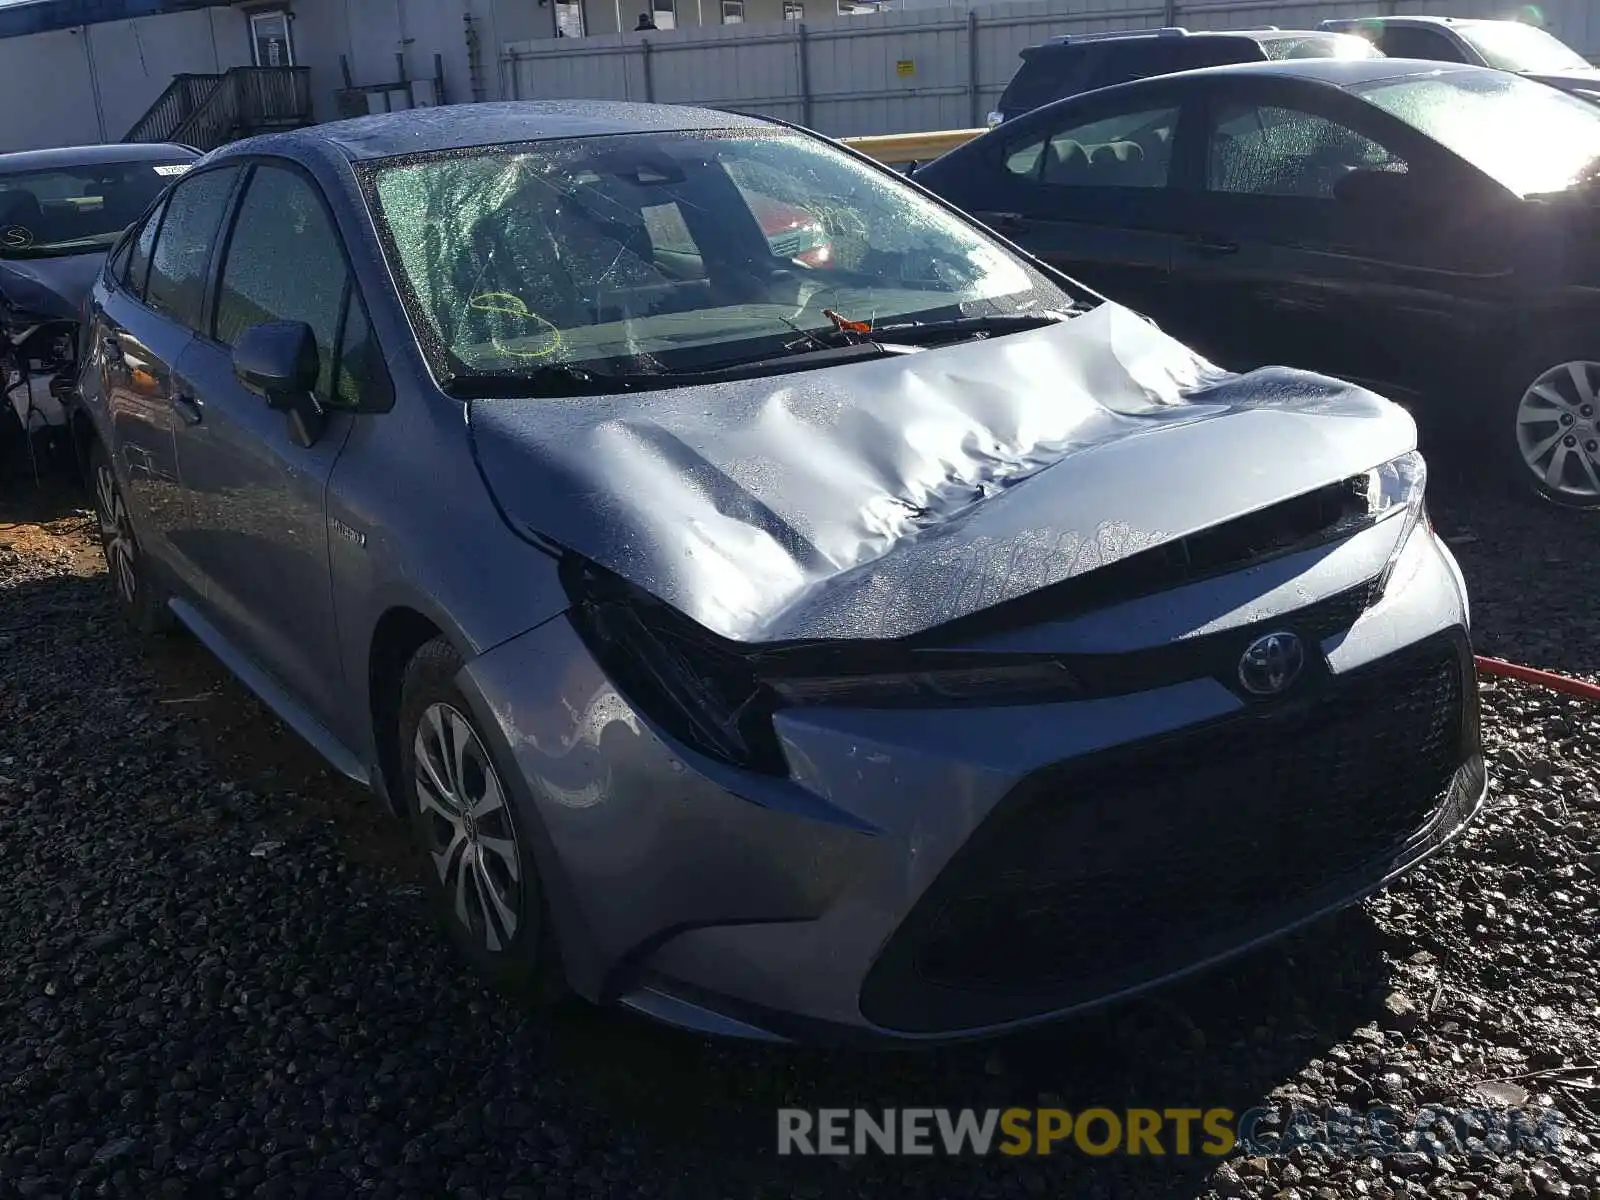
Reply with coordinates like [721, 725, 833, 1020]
[564, 559, 789, 775]
[564, 559, 1087, 776]
[1357, 450, 1427, 596]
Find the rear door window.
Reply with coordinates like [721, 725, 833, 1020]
[999, 52, 1077, 114]
[1003, 104, 1181, 189]
[1378, 25, 1468, 62]
[143, 166, 241, 332]
[1172, 37, 1265, 70]
[1082, 41, 1177, 90]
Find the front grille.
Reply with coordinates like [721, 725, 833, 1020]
[860, 636, 1473, 1032]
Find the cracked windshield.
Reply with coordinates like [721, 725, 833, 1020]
[367, 130, 1072, 383]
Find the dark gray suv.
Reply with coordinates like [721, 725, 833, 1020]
[989, 26, 1384, 127]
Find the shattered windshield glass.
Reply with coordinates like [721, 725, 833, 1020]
[364, 129, 1078, 384]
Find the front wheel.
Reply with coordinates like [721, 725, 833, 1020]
[88, 440, 174, 634]
[1506, 357, 1600, 509]
[397, 638, 563, 997]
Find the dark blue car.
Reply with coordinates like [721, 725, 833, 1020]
[916, 57, 1600, 508]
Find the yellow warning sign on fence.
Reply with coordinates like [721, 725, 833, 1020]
[896, 59, 915, 76]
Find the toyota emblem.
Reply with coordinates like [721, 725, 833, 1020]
[1237, 631, 1305, 697]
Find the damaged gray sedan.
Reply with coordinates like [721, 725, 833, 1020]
[74, 102, 1485, 1043]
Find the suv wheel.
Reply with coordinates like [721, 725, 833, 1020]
[89, 440, 174, 634]
[397, 637, 562, 996]
[1507, 355, 1600, 509]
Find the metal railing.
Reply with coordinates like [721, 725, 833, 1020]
[123, 74, 223, 144]
[839, 128, 984, 166]
[169, 68, 312, 152]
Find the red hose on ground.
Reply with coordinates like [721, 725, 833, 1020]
[1474, 655, 1600, 703]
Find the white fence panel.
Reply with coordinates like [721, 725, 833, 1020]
[506, 0, 1600, 139]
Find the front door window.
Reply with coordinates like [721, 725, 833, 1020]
[250, 11, 295, 68]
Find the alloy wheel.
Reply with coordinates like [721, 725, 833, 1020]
[94, 462, 138, 606]
[1514, 360, 1600, 503]
[412, 703, 524, 953]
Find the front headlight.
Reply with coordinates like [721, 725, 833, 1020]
[563, 558, 1088, 776]
[1358, 450, 1427, 595]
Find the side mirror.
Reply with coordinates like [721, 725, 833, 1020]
[231, 321, 326, 448]
[233, 320, 318, 402]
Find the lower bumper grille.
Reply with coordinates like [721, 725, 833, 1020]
[861, 635, 1478, 1033]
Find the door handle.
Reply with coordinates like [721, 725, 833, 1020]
[171, 393, 203, 426]
[1183, 235, 1240, 258]
[987, 212, 1026, 234]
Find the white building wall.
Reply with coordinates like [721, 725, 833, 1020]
[0, 9, 250, 153]
[506, 0, 1600, 138]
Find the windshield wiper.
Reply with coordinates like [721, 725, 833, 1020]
[872, 310, 1077, 341]
[439, 310, 1081, 397]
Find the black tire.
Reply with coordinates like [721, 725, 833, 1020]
[1500, 345, 1600, 510]
[87, 439, 176, 634]
[397, 637, 564, 998]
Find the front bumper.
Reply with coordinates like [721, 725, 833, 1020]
[461, 522, 1482, 1044]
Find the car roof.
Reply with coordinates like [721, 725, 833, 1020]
[0, 142, 198, 175]
[1156, 55, 1489, 86]
[1325, 15, 1488, 30]
[1026, 26, 1355, 54]
[218, 101, 776, 165]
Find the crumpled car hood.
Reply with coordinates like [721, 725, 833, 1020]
[470, 301, 1415, 644]
[0, 251, 103, 322]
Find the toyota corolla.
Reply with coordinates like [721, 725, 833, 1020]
[70, 101, 1483, 1043]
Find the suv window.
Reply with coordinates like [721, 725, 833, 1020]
[1206, 102, 1406, 198]
[144, 167, 240, 331]
[122, 195, 167, 302]
[1378, 25, 1467, 62]
[999, 50, 1083, 115]
[1004, 105, 1179, 188]
[1259, 32, 1384, 60]
[214, 164, 349, 405]
[1169, 37, 1265, 71]
[1081, 41, 1180, 91]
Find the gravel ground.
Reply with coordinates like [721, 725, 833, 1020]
[0, 458, 1597, 1200]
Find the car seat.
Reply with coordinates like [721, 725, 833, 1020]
[1042, 139, 1091, 185]
[0, 190, 45, 241]
[96, 178, 151, 232]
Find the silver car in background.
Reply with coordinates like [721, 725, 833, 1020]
[73, 102, 1484, 1043]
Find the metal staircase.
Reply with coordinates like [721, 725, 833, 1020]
[123, 67, 313, 151]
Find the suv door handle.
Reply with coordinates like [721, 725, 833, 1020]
[1183, 235, 1240, 258]
[171, 393, 203, 426]
[987, 211, 1026, 234]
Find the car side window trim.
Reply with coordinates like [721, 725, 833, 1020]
[198, 161, 255, 347]
[200, 154, 395, 415]
[122, 193, 169, 303]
